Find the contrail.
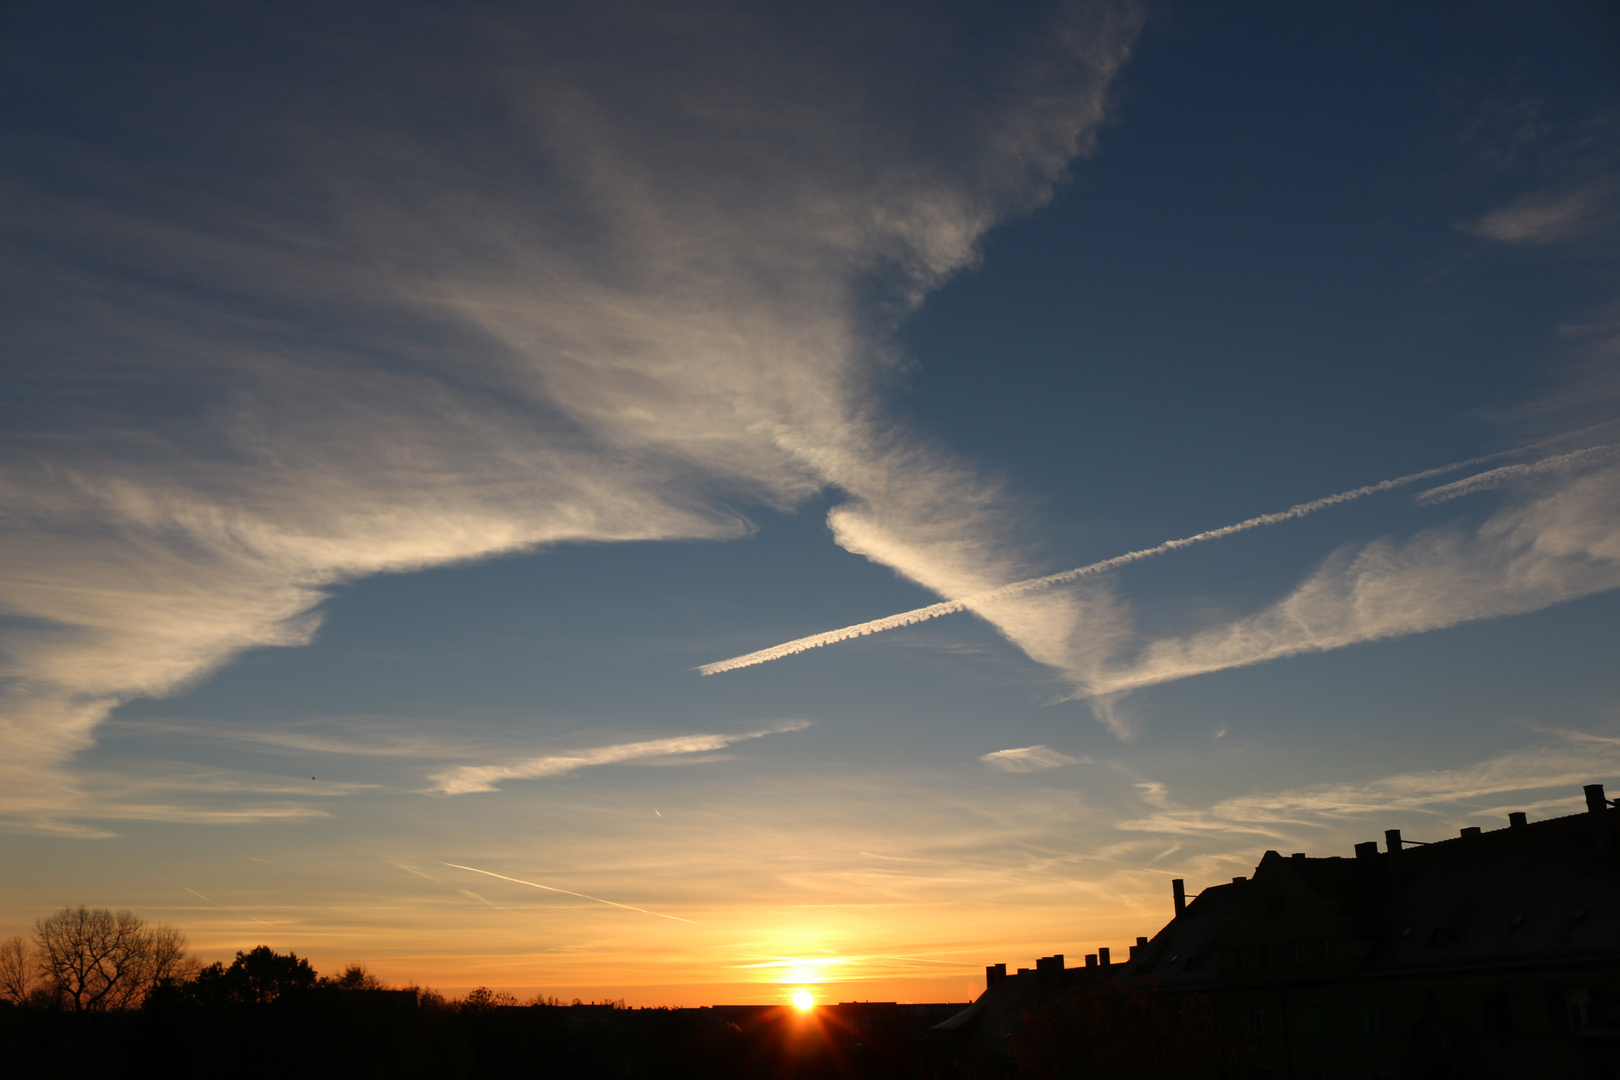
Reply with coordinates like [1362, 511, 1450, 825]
[442, 863, 699, 924]
[698, 450, 1525, 676]
[181, 885, 281, 927]
[1415, 443, 1619, 505]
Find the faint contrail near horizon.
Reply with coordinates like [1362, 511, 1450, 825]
[181, 885, 281, 928]
[698, 449, 1535, 676]
[442, 863, 699, 924]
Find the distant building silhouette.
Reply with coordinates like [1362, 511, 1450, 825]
[942, 782, 1620, 1077]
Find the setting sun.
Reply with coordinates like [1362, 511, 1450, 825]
[790, 990, 815, 1011]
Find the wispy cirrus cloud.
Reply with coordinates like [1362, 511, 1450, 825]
[1087, 459, 1620, 699]
[1466, 183, 1614, 244]
[429, 721, 810, 795]
[101, 718, 482, 760]
[979, 745, 1086, 772]
[1118, 731, 1620, 841]
[0, 1, 1143, 830]
[0, 761, 380, 838]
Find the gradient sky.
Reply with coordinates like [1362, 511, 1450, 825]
[3, 0, 1619, 1006]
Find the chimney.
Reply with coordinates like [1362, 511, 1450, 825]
[1584, 784, 1613, 853]
[1385, 828, 1404, 883]
[1099, 947, 1111, 968]
[1085, 954, 1097, 969]
[1129, 936, 1147, 961]
[1172, 879, 1186, 917]
[1509, 811, 1527, 828]
[1355, 841, 1379, 860]
[1036, 955, 1064, 978]
[1459, 826, 1481, 838]
[986, 963, 1006, 988]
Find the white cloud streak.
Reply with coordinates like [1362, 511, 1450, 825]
[979, 745, 1084, 772]
[428, 721, 810, 795]
[1119, 732, 1620, 839]
[101, 721, 478, 761]
[1467, 184, 1612, 244]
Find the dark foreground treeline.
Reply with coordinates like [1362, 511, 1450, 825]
[2, 991, 954, 1079]
[1, 975, 1249, 1080]
[4, 907, 1248, 1079]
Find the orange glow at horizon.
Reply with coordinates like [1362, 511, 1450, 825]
[119, 828, 1195, 1008]
[162, 892, 1169, 1007]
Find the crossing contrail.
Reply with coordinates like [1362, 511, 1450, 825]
[442, 863, 699, 924]
[698, 450, 1527, 676]
[1415, 443, 1619, 504]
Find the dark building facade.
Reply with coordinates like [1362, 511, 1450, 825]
[946, 783, 1620, 1079]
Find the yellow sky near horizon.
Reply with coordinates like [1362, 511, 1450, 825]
[2, 745, 1606, 1006]
[155, 881, 1185, 1007]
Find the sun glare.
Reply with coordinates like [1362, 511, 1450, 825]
[790, 990, 815, 1011]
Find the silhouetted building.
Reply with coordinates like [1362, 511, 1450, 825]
[944, 782, 1620, 1078]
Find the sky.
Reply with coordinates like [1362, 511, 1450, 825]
[2, 0, 1619, 1006]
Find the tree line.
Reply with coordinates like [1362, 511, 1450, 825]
[1, 906, 408, 1013]
[1, 905, 619, 1014]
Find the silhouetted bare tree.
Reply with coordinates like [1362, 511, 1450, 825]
[1, 934, 33, 1004]
[32, 906, 191, 1011]
[461, 985, 519, 1010]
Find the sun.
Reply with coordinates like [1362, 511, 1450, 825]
[790, 989, 815, 1011]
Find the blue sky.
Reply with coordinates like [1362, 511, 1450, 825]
[3, 0, 1619, 1003]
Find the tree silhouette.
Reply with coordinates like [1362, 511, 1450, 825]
[32, 906, 191, 1011]
[320, 962, 384, 991]
[461, 985, 519, 1010]
[0, 935, 33, 1004]
[187, 945, 317, 1006]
